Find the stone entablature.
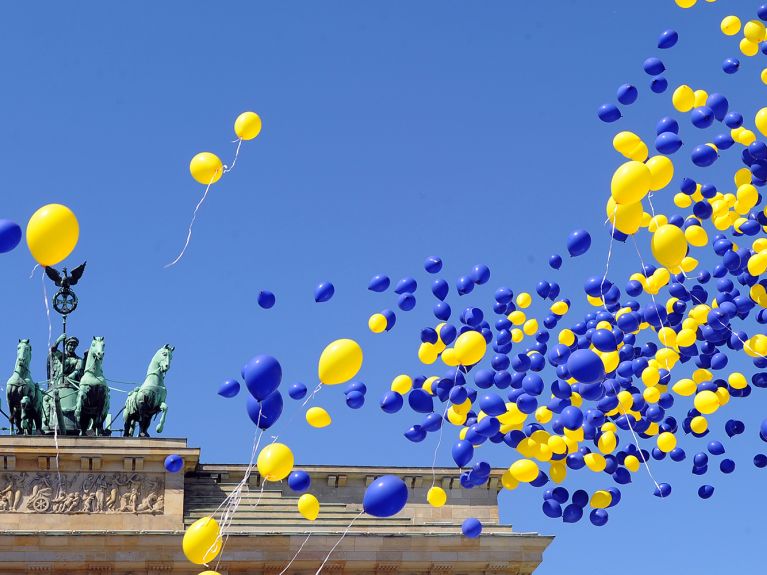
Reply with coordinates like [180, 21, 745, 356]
[0, 437, 552, 574]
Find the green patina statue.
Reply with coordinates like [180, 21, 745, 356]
[123, 344, 174, 437]
[6, 339, 43, 434]
[74, 336, 110, 436]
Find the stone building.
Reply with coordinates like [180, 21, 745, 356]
[0, 437, 551, 574]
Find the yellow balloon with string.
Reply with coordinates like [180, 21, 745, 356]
[318, 339, 363, 385]
[234, 111, 262, 140]
[183, 517, 222, 565]
[189, 152, 223, 185]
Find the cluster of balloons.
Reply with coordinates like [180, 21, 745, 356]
[189, 2, 767, 571]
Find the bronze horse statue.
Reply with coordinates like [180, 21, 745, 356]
[74, 337, 110, 436]
[123, 345, 174, 437]
[6, 339, 43, 434]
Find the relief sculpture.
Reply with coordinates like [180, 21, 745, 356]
[0, 472, 164, 514]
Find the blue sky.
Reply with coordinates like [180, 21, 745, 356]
[2, 1, 767, 573]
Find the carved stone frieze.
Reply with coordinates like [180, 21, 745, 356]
[0, 471, 164, 514]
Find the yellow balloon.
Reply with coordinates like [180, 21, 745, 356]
[391, 374, 413, 394]
[516, 292, 532, 308]
[441, 347, 460, 366]
[740, 38, 759, 57]
[26, 204, 80, 267]
[368, 313, 387, 333]
[257, 443, 294, 481]
[657, 431, 676, 453]
[756, 108, 767, 137]
[672, 85, 695, 112]
[584, 453, 606, 472]
[651, 224, 687, 270]
[690, 415, 708, 434]
[606, 197, 643, 235]
[199, 572, 222, 575]
[418, 342, 438, 365]
[675, 0, 696, 7]
[183, 517, 222, 565]
[590, 490, 612, 509]
[453, 330, 487, 366]
[427, 486, 447, 507]
[624, 454, 640, 472]
[298, 493, 320, 521]
[645, 155, 674, 191]
[694, 390, 720, 415]
[509, 459, 539, 483]
[611, 161, 652, 204]
[234, 111, 262, 140]
[684, 225, 708, 247]
[729, 372, 748, 390]
[189, 152, 223, 185]
[318, 339, 363, 385]
[745, 20, 766, 43]
[721, 15, 741, 35]
[306, 407, 332, 428]
[612, 131, 648, 162]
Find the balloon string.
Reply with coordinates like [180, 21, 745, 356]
[600, 204, 619, 312]
[223, 138, 244, 174]
[278, 532, 313, 575]
[431, 365, 464, 487]
[314, 510, 363, 575]
[41, 276, 62, 491]
[29, 263, 40, 280]
[647, 192, 657, 218]
[164, 175, 216, 268]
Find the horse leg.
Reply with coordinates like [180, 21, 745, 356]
[139, 413, 150, 437]
[155, 402, 168, 434]
[123, 414, 132, 437]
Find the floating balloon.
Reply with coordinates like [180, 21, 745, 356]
[288, 470, 311, 492]
[427, 486, 447, 507]
[363, 475, 408, 517]
[306, 406, 332, 428]
[183, 517, 222, 565]
[298, 493, 320, 521]
[461, 517, 482, 538]
[218, 378, 240, 398]
[318, 339, 363, 385]
[0, 220, 21, 254]
[26, 204, 79, 267]
[314, 282, 335, 303]
[164, 454, 184, 473]
[369, 274, 391, 292]
[567, 229, 591, 257]
[234, 111, 262, 140]
[257, 443, 294, 481]
[189, 152, 223, 185]
[242, 355, 282, 400]
[257, 290, 275, 309]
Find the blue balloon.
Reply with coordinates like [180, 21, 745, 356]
[368, 274, 390, 292]
[398, 293, 416, 311]
[0, 220, 21, 254]
[470, 264, 491, 285]
[288, 382, 307, 400]
[246, 390, 283, 429]
[164, 454, 183, 473]
[754, 454, 767, 468]
[590, 509, 609, 526]
[404, 425, 427, 442]
[657, 29, 678, 49]
[560, 406, 584, 430]
[656, 116, 679, 135]
[424, 256, 443, 274]
[452, 440, 474, 467]
[345, 381, 367, 395]
[432, 279, 449, 301]
[314, 281, 335, 302]
[382, 309, 397, 331]
[656, 132, 683, 154]
[720, 458, 735, 473]
[395, 277, 417, 294]
[542, 499, 562, 518]
[457, 275, 474, 295]
[598, 104, 622, 123]
[708, 441, 725, 455]
[567, 229, 591, 257]
[217, 378, 240, 398]
[346, 390, 365, 409]
[242, 355, 282, 400]
[461, 517, 483, 538]
[651, 77, 668, 94]
[563, 503, 583, 523]
[707, 93, 729, 121]
[549, 254, 563, 269]
[617, 84, 638, 105]
[692, 144, 717, 167]
[643, 57, 665, 76]
[434, 302, 451, 320]
[478, 393, 506, 416]
[698, 484, 715, 499]
[566, 349, 605, 384]
[363, 475, 408, 518]
[691, 107, 714, 129]
[725, 112, 743, 128]
[288, 470, 311, 492]
[653, 482, 672, 497]
[723, 58, 740, 74]
[408, 389, 434, 413]
[380, 391, 404, 413]
[257, 290, 275, 309]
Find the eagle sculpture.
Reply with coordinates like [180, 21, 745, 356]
[44, 262, 87, 289]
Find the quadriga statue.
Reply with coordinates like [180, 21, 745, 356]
[123, 345, 174, 437]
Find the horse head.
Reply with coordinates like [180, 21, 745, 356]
[85, 337, 105, 373]
[15, 339, 31, 375]
[153, 344, 174, 375]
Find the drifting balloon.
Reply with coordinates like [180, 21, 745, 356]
[288, 470, 311, 492]
[306, 406, 332, 428]
[183, 517, 222, 565]
[164, 454, 184, 473]
[0, 220, 21, 254]
[257, 290, 276, 309]
[242, 355, 282, 400]
[363, 475, 408, 517]
[318, 339, 363, 385]
[257, 443, 294, 481]
[218, 378, 240, 398]
[462, 518, 483, 538]
[298, 493, 320, 521]
[567, 229, 591, 257]
[189, 152, 223, 185]
[26, 204, 79, 267]
[368, 274, 390, 292]
[314, 281, 335, 303]
[234, 111, 262, 140]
